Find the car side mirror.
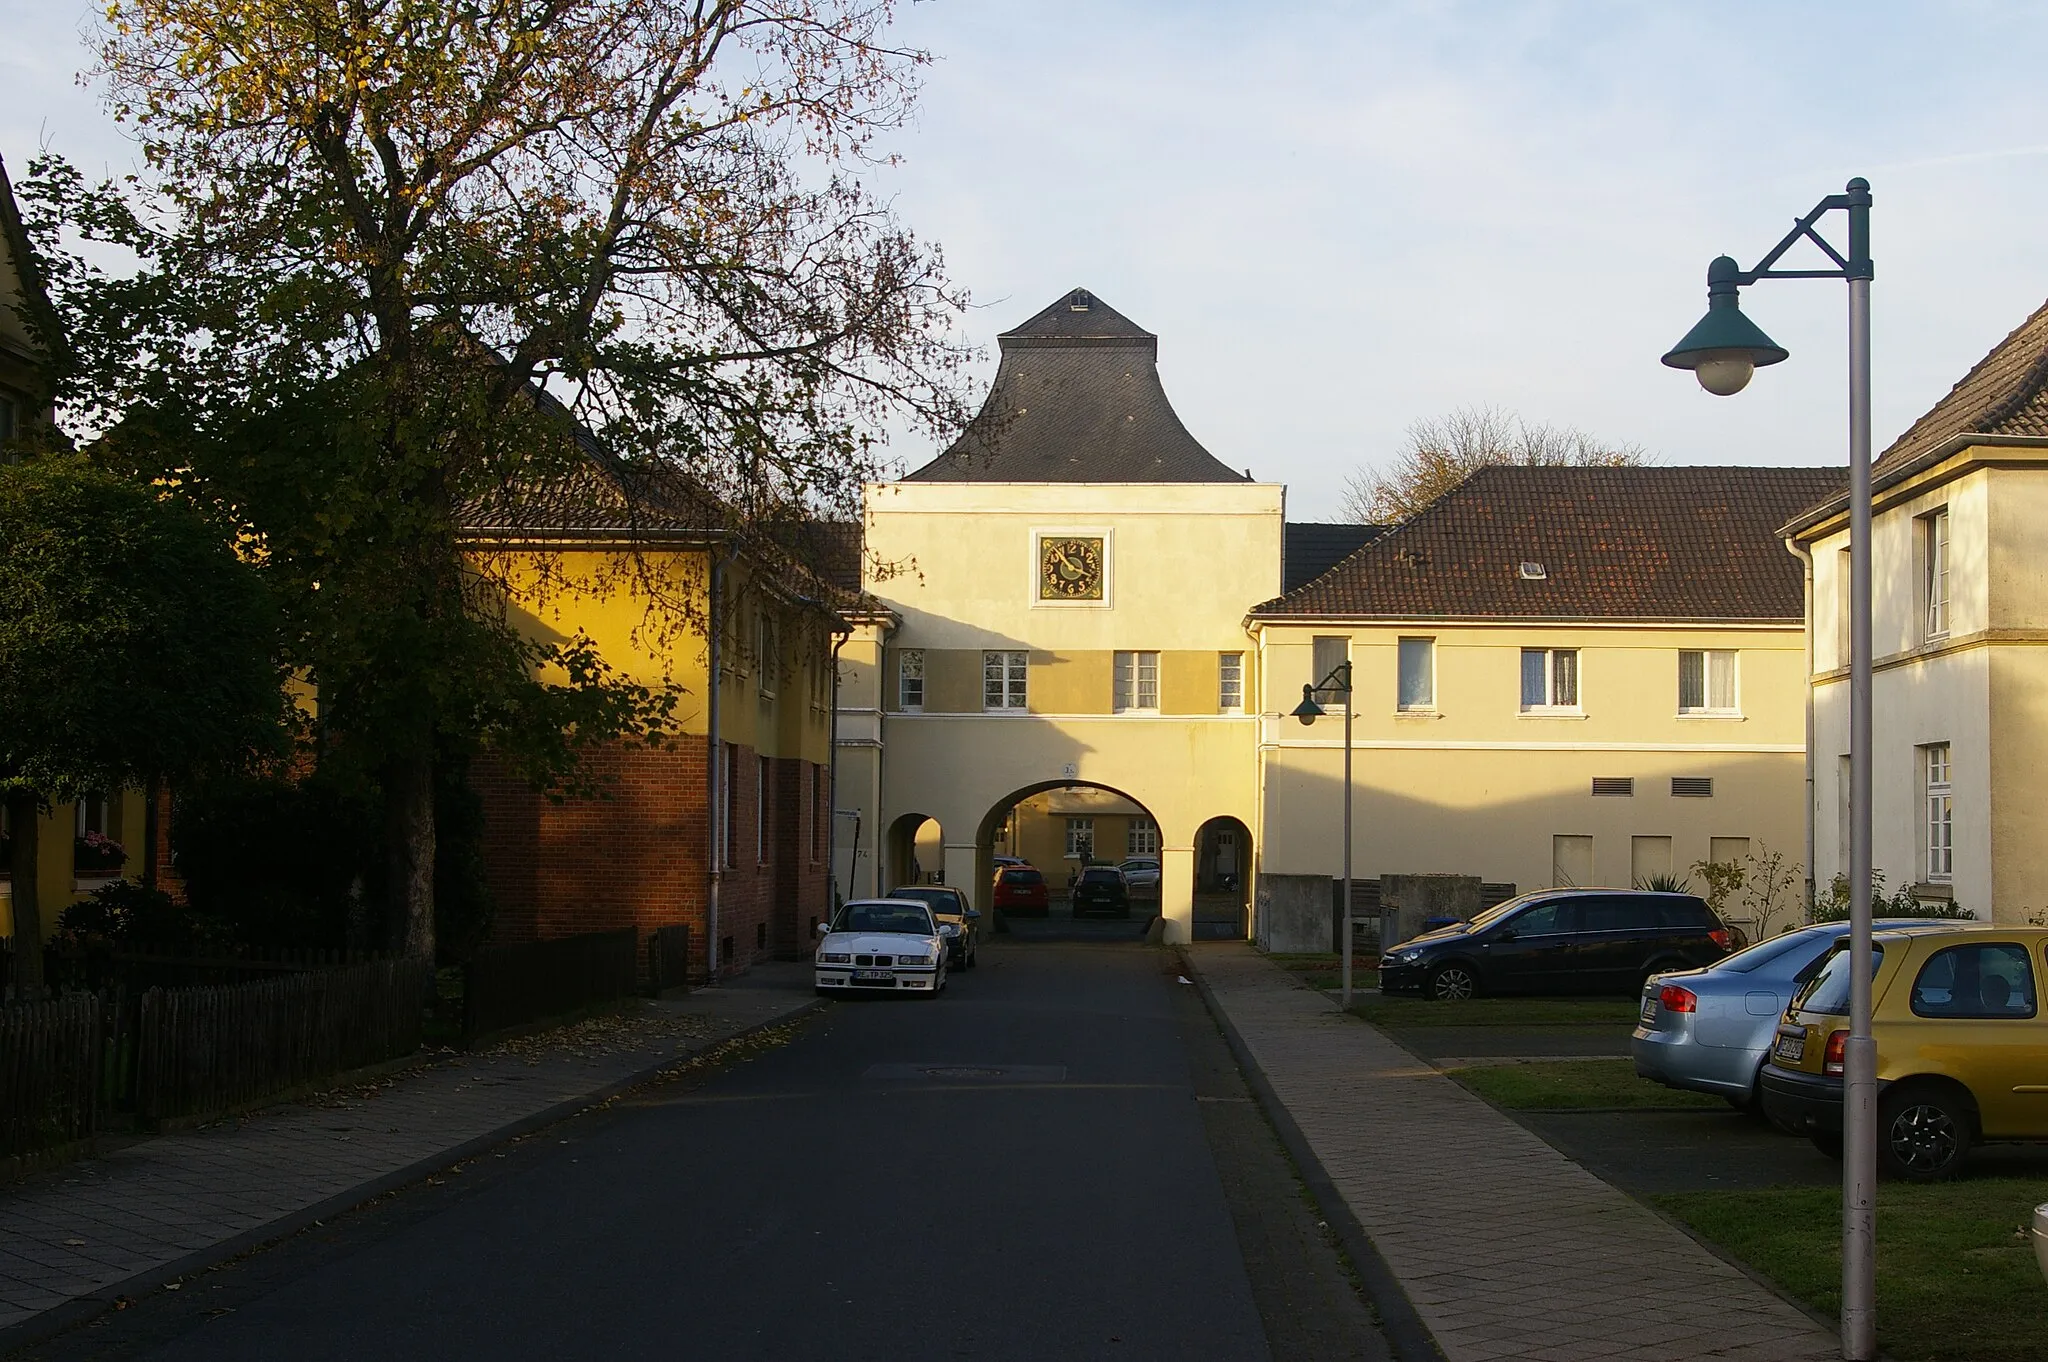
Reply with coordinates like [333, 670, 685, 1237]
[815, 921, 831, 937]
[966, 909, 981, 921]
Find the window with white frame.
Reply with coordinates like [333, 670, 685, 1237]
[1113, 650, 1159, 712]
[1218, 652, 1244, 713]
[1520, 648, 1579, 711]
[1065, 817, 1095, 859]
[1923, 507, 1951, 639]
[1678, 649, 1737, 714]
[1311, 635, 1351, 702]
[1923, 743, 1952, 882]
[1127, 817, 1160, 856]
[75, 793, 110, 838]
[1835, 547, 1852, 669]
[897, 649, 924, 711]
[983, 651, 1027, 711]
[756, 612, 777, 698]
[1397, 637, 1435, 710]
[756, 755, 769, 862]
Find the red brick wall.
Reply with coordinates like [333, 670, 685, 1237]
[473, 741, 829, 982]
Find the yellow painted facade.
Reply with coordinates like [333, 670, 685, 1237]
[0, 789, 151, 936]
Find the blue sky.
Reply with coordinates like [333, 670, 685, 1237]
[10, 1, 2048, 515]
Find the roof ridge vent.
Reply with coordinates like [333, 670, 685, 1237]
[1518, 561, 1547, 580]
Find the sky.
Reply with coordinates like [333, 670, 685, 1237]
[9, 1, 2048, 517]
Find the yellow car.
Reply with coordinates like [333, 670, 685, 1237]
[1760, 923, 2048, 1180]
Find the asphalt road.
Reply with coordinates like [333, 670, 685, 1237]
[22, 944, 1387, 1362]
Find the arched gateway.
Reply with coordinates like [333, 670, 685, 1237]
[830, 288, 1278, 944]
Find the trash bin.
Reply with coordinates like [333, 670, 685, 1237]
[2034, 1202, 2048, 1287]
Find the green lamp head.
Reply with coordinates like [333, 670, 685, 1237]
[1291, 682, 1325, 726]
[1662, 255, 1789, 396]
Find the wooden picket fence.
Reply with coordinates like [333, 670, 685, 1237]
[0, 992, 103, 1161]
[134, 958, 435, 1122]
[464, 929, 638, 1042]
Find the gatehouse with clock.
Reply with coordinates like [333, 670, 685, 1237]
[834, 288, 1284, 941]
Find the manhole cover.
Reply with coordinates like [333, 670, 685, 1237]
[862, 1063, 1068, 1083]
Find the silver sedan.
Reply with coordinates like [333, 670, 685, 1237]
[1632, 919, 1922, 1107]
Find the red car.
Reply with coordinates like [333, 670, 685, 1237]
[993, 864, 1049, 917]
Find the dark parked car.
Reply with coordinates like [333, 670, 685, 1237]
[1071, 866, 1131, 919]
[993, 865, 1049, 917]
[885, 885, 980, 969]
[1377, 889, 1736, 1000]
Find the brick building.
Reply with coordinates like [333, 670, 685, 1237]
[462, 406, 841, 982]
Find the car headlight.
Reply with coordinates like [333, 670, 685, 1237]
[897, 951, 935, 966]
[818, 953, 851, 964]
[1392, 950, 1423, 964]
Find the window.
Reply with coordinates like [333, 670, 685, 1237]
[721, 744, 739, 868]
[75, 793, 110, 838]
[1064, 818, 1095, 860]
[1630, 836, 1673, 887]
[1709, 837, 1749, 866]
[757, 755, 769, 862]
[1113, 651, 1160, 712]
[1218, 652, 1244, 712]
[1397, 638, 1435, 710]
[1910, 942, 2034, 1019]
[1509, 900, 1577, 935]
[1837, 754, 1852, 878]
[1127, 817, 1160, 856]
[756, 612, 777, 698]
[1521, 648, 1579, 710]
[809, 765, 827, 863]
[1923, 507, 1951, 639]
[983, 651, 1027, 710]
[1678, 650, 1737, 714]
[1923, 743, 1952, 882]
[1311, 636, 1351, 702]
[0, 395, 16, 453]
[1835, 547, 1852, 668]
[897, 649, 924, 711]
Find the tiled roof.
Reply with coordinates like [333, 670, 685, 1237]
[1284, 522, 1386, 593]
[1254, 466, 1843, 622]
[901, 288, 1248, 484]
[1785, 294, 2048, 533]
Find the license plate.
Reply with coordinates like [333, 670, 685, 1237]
[853, 968, 893, 982]
[1774, 1032, 1805, 1063]
[1640, 998, 1659, 1027]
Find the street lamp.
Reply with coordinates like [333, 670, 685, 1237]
[1663, 177, 1876, 1362]
[1291, 662, 1357, 1007]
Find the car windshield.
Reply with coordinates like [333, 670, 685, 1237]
[836, 903, 935, 935]
[887, 888, 961, 915]
[1468, 894, 1554, 930]
[1791, 943, 1883, 1016]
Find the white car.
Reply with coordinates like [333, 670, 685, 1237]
[814, 898, 950, 997]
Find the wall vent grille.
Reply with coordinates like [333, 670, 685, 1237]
[1671, 777, 1715, 798]
[1591, 777, 1634, 797]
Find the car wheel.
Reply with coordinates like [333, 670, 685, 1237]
[1428, 963, 1477, 1001]
[1878, 1084, 1973, 1182]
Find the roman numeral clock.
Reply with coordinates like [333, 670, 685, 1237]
[1038, 536, 1105, 601]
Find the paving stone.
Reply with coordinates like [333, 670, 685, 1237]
[1188, 945, 1837, 1362]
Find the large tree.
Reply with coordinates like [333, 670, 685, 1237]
[1340, 405, 1649, 524]
[0, 457, 287, 991]
[28, 0, 969, 959]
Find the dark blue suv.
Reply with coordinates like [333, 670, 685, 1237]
[1377, 889, 1736, 1000]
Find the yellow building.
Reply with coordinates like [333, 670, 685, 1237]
[461, 413, 842, 978]
[1249, 466, 1840, 945]
[837, 290, 1275, 941]
[1786, 294, 2048, 922]
[836, 288, 1846, 947]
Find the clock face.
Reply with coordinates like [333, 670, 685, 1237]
[1038, 536, 1105, 600]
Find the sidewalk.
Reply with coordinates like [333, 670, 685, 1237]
[0, 968, 819, 1348]
[1186, 944, 1838, 1362]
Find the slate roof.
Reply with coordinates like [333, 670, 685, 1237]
[1284, 522, 1386, 593]
[1786, 293, 2048, 532]
[1254, 466, 1844, 622]
[902, 288, 1248, 483]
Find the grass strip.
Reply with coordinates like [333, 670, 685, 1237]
[1346, 993, 1639, 1027]
[1655, 1178, 2048, 1362]
[1451, 1058, 1724, 1110]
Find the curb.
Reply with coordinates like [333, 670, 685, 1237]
[0, 996, 825, 1358]
[1177, 949, 1442, 1362]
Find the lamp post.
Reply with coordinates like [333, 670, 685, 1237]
[1662, 177, 1875, 1362]
[1291, 662, 1356, 1007]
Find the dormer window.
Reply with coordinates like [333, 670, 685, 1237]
[1068, 290, 1093, 311]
